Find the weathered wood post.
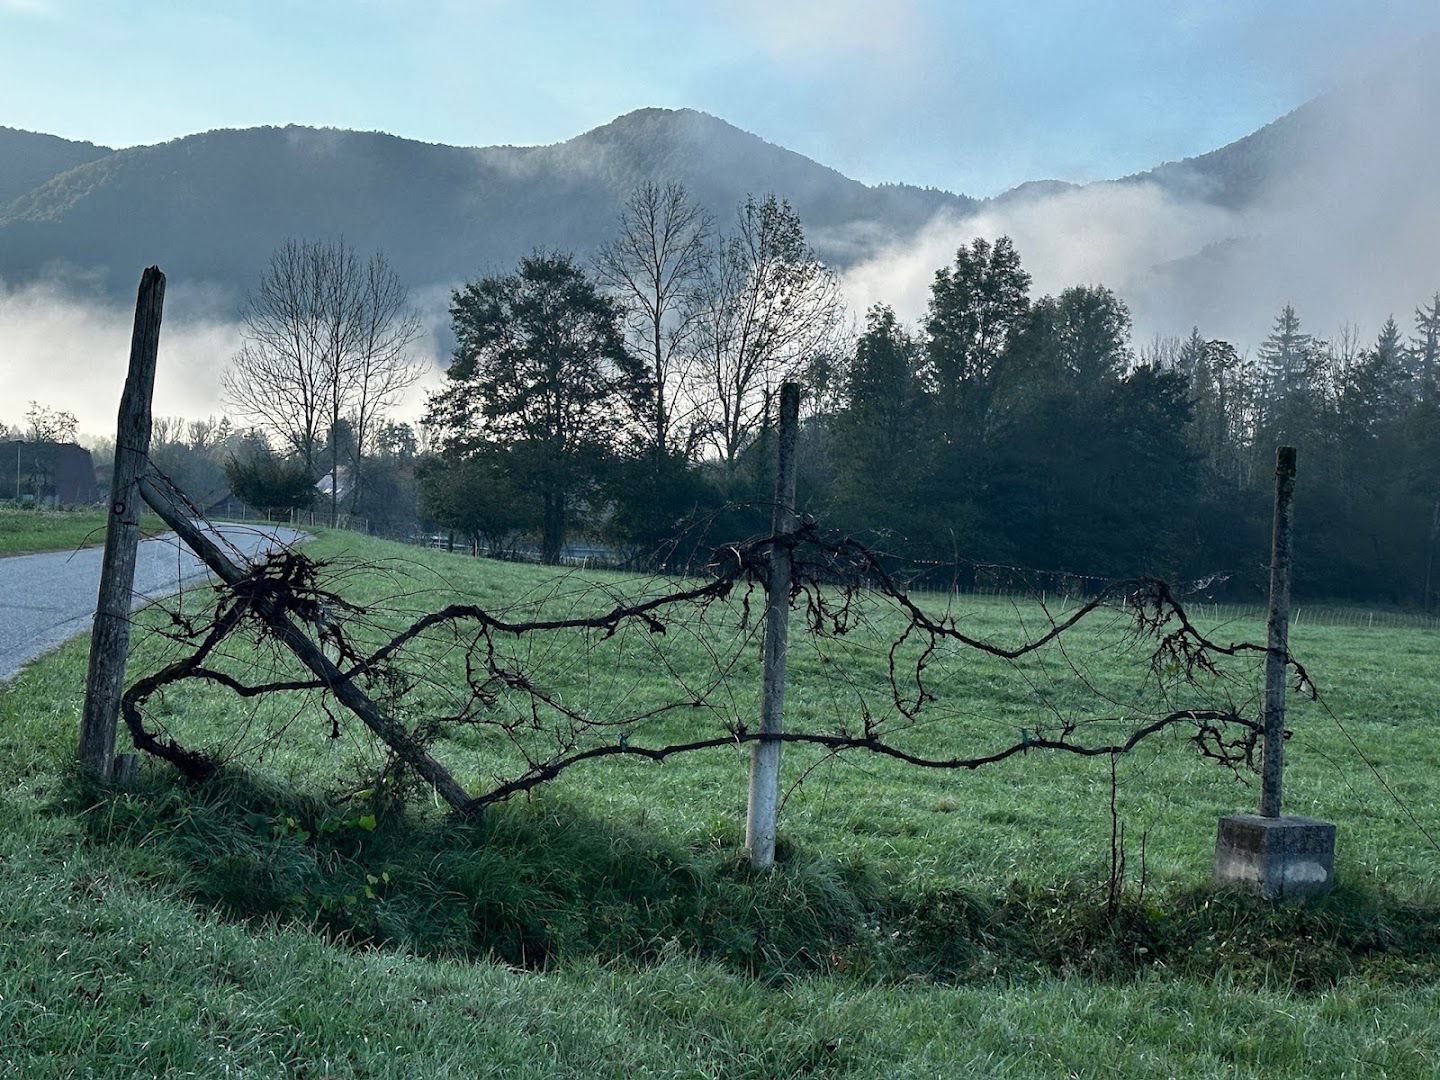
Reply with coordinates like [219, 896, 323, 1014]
[1214, 445, 1336, 899]
[745, 381, 800, 870]
[1259, 445, 1297, 818]
[77, 266, 165, 781]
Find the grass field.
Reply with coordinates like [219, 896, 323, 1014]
[2, 529, 1439, 1077]
[0, 504, 165, 556]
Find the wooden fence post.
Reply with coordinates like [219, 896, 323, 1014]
[1260, 445, 1297, 818]
[78, 266, 165, 781]
[745, 382, 801, 869]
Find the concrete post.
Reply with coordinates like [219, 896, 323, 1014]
[745, 382, 800, 870]
[1215, 445, 1337, 900]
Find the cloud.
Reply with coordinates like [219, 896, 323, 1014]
[839, 45, 1440, 350]
[839, 183, 1241, 331]
[0, 279, 241, 437]
[704, 0, 925, 67]
[0, 278, 446, 441]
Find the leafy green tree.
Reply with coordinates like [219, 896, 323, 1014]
[223, 435, 316, 517]
[1400, 394, 1440, 608]
[1411, 292, 1440, 394]
[417, 447, 535, 555]
[1375, 315, 1407, 372]
[1017, 285, 1133, 393]
[1186, 336, 1257, 489]
[427, 251, 646, 564]
[1257, 304, 1315, 387]
[983, 336, 1196, 576]
[923, 235, 1030, 443]
[1255, 304, 1329, 453]
[602, 449, 718, 566]
[1337, 319, 1414, 436]
[1087, 365, 1200, 573]
[374, 421, 418, 461]
[1175, 327, 1206, 378]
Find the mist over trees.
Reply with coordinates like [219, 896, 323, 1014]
[9, 193, 1426, 605]
[818, 253, 1439, 606]
[175, 181, 1440, 607]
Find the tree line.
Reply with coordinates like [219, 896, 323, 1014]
[828, 257, 1439, 606]
[214, 182, 1439, 607]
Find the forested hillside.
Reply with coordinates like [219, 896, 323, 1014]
[2, 52, 1433, 313]
[0, 127, 110, 208]
[0, 109, 972, 301]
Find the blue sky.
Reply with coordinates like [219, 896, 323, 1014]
[1, 0, 1435, 195]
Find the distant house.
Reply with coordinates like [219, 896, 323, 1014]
[0, 441, 99, 506]
[315, 466, 354, 503]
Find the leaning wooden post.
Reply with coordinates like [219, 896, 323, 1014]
[1260, 444, 1296, 818]
[77, 267, 165, 781]
[137, 473, 477, 815]
[745, 381, 800, 869]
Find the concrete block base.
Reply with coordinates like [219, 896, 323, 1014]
[1213, 814, 1336, 901]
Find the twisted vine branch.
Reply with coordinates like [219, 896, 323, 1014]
[123, 489, 1290, 816]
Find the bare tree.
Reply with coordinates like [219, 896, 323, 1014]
[346, 253, 424, 510]
[185, 416, 234, 454]
[688, 195, 843, 482]
[25, 401, 79, 443]
[594, 181, 711, 464]
[150, 416, 186, 447]
[224, 238, 422, 525]
[224, 240, 329, 470]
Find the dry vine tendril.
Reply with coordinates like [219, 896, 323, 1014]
[122, 515, 1297, 815]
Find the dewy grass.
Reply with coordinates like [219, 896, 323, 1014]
[2, 531, 1439, 1075]
[0, 503, 166, 555]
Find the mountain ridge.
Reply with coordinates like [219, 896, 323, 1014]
[0, 68, 1431, 328]
[0, 127, 112, 211]
[0, 108, 982, 302]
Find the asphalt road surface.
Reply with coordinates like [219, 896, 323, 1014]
[0, 524, 306, 683]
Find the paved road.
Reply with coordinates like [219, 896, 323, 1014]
[0, 524, 306, 683]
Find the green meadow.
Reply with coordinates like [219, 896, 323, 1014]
[2, 529, 1438, 1077]
[0, 504, 165, 556]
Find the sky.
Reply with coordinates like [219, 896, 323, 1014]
[4, 1, 1439, 437]
[2, 0, 1436, 197]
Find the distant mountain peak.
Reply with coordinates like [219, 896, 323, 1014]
[566, 106, 801, 158]
[578, 106, 728, 133]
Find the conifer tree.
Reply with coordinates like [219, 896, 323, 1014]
[1411, 292, 1440, 393]
[830, 305, 927, 529]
